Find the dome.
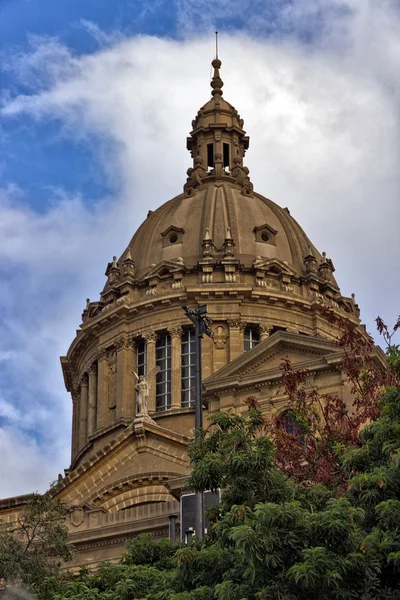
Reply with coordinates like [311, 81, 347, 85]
[119, 57, 337, 288]
[62, 54, 361, 477]
[124, 182, 334, 283]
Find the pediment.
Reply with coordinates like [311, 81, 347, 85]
[252, 257, 297, 277]
[55, 421, 190, 508]
[141, 259, 186, 280]
[203, 331, 340, 391]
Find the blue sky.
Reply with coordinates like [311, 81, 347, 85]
[0, 0, 399, 496]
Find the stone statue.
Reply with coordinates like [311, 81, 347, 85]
[132, 367, 160, 422]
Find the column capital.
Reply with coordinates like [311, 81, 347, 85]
[258, 323, 273, 338]
[168, 325, 183, 338]
[96, 346, 108, 361]
[143, 330, 158, 343]
[227, 319, 241, 329]
[88, 361, 98, 374]
[79, 376, 88, 387]
[115, 335, 130, 351]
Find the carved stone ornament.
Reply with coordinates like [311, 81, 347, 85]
[70, 506, 84, 527]
[258, 323, 273, 338]
[184, 156, 207, 196]
[231, 157, 254, 195]
[115, 336, 130, 351]
[97, 346, 108, 361]
[213, 325, 227, 349]
[227, 319, 241, 329]
[168, 326, 183, 338]
[143, 331, 158, 344]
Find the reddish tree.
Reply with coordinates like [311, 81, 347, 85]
[263, 311, 398, 489]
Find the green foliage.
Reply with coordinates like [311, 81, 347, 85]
[122, 533, 180, 570]
[39, 379, 400, 600]
[0, 491, 73, 595]
[188, 409, 288, 513]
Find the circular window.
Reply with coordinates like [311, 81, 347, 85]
[261, 232, 269, 242]
[169, 233, 178, 244]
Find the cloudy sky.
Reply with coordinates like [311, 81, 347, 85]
[0, 0, 399, 497]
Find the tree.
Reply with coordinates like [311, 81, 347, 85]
[264, 309, 392, 490]
[43, 317, 400, 600]
[0, 491, 74, 595]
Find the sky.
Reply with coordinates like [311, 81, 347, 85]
[0, 0, 399, 497]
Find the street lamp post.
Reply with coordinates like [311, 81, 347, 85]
[182, 304, 212, 539]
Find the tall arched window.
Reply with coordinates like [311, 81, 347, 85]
[181, 329, 196, 408]
[156, 334, 171, 411]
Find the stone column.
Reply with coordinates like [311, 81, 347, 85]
[116, 335, 135, 420]
[259, 323, 272, 342]
[71, 391, 79, 462]
[79, 377, 88, 449]
[96, 347, 109, 429]
[169, 326, 183, 408]
[143, 331, 157, 413]
[87, 363, 97, 436]
[227, 319, 242, 361]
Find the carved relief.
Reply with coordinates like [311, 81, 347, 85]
[258, 323, 273, 339]
[168, 326, 183, 339]
[227, 319, 241, 329]
[115, 336, 130, 351]
[70, 506, 84, 527]
[213, 325, 228, 349]
[143, 331, 157, 344]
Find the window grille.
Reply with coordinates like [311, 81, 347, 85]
[137, 340, 147, 377]
[181, 329, 196, 407]
[156, 334, 171, 411]
[244, 327, 260, 351]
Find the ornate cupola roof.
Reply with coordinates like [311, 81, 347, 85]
[184, 58, 253, 196]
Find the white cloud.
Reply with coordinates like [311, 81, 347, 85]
[0, 0, 399, 495]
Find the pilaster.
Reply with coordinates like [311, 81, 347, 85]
[71, 391, 79, 462]
[143, 331, 157, 413]
[116, 335, 135, 420]
[87, 363, 97, 436]
[78, 377, 88, 449]
[168, 326, 183, 408]
[96, 347, 109, 429]
[227, 319, 243, 361]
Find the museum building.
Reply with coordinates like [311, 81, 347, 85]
[0, 57, 382, 568]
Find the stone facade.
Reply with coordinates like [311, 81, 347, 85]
[0, 57, 386, 569]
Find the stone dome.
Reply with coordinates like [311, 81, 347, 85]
[120, 57, 337, 287]
[124, 183, 331, 281]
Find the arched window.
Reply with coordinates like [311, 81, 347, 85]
[244, 327, 260, 351]
[181, 329, 196, 408]
[278, 410, 305, 443]
[156, 334, 171, 411]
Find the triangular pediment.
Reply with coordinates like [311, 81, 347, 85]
[141, 259, 186, 280]
[252, 257, 297, 277]
[55, 421, 190, 511]
[203, 331, 341, 394]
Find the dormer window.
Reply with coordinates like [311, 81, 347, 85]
[253, 223, 278, 245]
[161, 226, 185, 248]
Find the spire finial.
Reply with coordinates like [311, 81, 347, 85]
[211, 32, 223, 97]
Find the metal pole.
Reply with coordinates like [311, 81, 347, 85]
[194, 318, 205, 539]
[182, 304, 211, 541]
